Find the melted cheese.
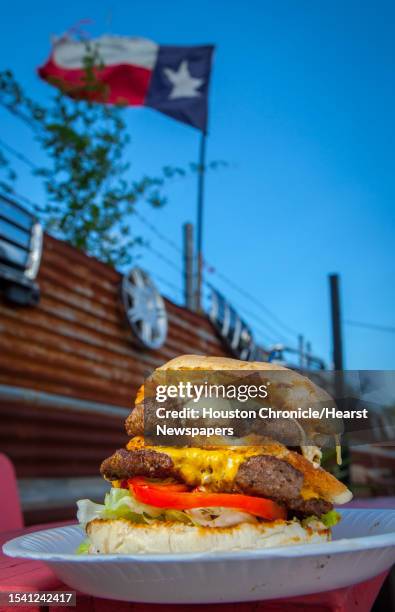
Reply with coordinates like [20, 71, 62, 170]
[127, 437, 263, 491]
[135, 385, 145, 405]
[300, 487, 319, 500]
[126, 437, 318, 500]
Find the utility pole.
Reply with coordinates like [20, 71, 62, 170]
[298, 334, 305, 369]
[183, 223, 195, 310]
[328, 273, 349, 485]
[329, 274, 344, 370]
[306, 341, 312, 369]
[195, 132, 207, 311]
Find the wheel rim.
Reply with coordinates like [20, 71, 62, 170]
[122, 268, 168, 349]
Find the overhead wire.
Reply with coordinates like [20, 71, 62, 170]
[0, 137, 40, 170]
[134, 207, 300, 345]
[0, 138, 185, 291]
[0, 135, 304, 346]
[142, 242, 183, 275]
[345, 320, 395, 334]
[134, 208, 182, 256]
[204, 281, 292, 346]
[0, 105, 40, 133]
[0, 138, 44, 213]
[150, 271, 183, 303]
[202, 284, 282, 348]
[200, 283, 276, 348]
[1, 188, 42, 213]
[206, 266, 299, 338]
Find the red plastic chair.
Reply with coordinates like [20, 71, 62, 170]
[0, 453, 23, 531]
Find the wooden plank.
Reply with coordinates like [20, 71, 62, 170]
[0, 232, 232, 520]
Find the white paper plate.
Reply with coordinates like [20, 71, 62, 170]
[3, 509, 395, 604]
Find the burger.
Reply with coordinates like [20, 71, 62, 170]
[77, 355, 352, 554]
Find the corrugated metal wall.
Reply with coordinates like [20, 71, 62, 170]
[0, 234, 230, 523]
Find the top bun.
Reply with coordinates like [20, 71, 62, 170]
[126, 355, 342, 446]
[158, 355, 287, 371]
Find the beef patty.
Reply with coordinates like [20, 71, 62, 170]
[234, 455, 303, 500]
[100, 448, 174, 481]
[100, 448, 332, 517]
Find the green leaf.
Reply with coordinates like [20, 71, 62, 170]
[321, 510, 341, 527]
[76, 539, 91, 554]
[77, 488, 193, 526]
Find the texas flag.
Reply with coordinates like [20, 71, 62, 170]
[38, 36, 214, 132]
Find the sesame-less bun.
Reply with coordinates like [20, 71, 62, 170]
[86, 518, 330, 555]
[126, 354, 342, 444]
[160, 354, 287, 371]
[159, 354, 286, 372]
[159, 356, 336, 426]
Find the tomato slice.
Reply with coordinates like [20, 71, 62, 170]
[128, 478, 286, 521]
[130, 477, 188, 492]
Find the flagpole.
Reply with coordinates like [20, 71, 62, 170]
[196, 130, 206, 311]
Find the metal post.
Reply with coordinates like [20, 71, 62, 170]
[195, 132, 207, 311]
[329, 273, 349, 485]
[329, 274, 344, 370]
[306, 341, 312, 369]
[298, 334, 304, 369]
[183, 223, 195, 310]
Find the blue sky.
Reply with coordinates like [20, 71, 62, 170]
[1, 0, 394, 369]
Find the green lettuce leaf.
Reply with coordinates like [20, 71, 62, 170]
[76, 539, 90, 554]
[321, 510, 341, 527]
[163, 509, 192, 524]
[102, 487, 163, 520]
[77, 488, 192, 526]
[302, 509, 341, 529]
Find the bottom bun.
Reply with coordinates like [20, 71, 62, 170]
[86, 518, 330, 554]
